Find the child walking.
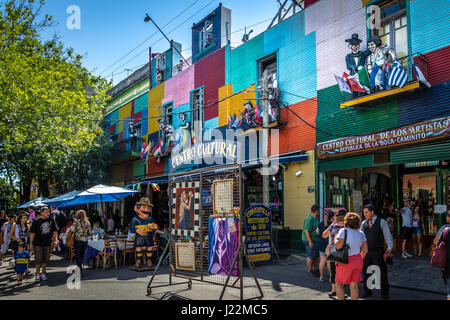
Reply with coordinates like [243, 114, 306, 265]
[15, 242, 30, 285]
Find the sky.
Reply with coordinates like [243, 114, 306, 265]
[39, 0, 284, 85]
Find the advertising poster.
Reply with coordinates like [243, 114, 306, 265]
[245, 205, 272, 263]
[175, 187, 195, 230]
[208, 217, 239, 276]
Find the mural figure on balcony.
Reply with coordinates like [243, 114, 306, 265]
[172, 112, 191, 154]
[345, 34, 366, 76]
[365, 35, 397, 92]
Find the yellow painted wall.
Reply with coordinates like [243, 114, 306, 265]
[218, 84, 256, 127]
[148, 83, 165, 135]
[118, 102, 132, 132]
[283, 150, 316, 230]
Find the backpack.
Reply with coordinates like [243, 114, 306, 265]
[431, 227, 449, 269]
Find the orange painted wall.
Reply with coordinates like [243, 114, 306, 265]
[272, 98, 317, 155]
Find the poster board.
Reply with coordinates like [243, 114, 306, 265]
[175, 242, 196, 271]
[245, 205, 272, 263]
[213, 179, 234, 214]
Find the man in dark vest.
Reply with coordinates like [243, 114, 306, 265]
[360, 204, 393, 299]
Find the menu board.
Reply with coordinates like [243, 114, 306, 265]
[213, 179, 234, 215]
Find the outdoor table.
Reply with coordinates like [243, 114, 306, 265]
[83, 239, 126, 265]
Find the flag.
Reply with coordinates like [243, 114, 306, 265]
[231, 113, 240, 129]
[343, 72, 366, 93]
[150, 140, 161, 157]
[335, 74, 352, 94]
[146, 141, 151, 163]
[388, 60, 408, 88]
[413, 62, 431, 88]
[166, 135, 176, 152]
[152, 183, 161, 192]
[228, 113, 233, 129]
[370, 63, 385, 89]
[357, 67, 371, 90]
[140, 142, 149, 160]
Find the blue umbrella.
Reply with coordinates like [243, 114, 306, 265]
[15, 197, 49, 209]
[43, 191, 81, 208]
[61, 185, 139, 207]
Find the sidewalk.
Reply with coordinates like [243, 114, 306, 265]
[277, 249, 447, 295]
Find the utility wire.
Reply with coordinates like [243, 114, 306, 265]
[104, 0, 217, 80]
[99, 0, 203, 76]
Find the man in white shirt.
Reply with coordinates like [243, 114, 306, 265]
[400, 201, 414, 259]
[107, 215, 115, 234]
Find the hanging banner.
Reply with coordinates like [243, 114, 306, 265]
[208, 217, 239, 276]
[245, 205, 272, 263]
[317, 117, 450, 160]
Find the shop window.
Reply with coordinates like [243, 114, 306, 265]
[191, 88, 204, 144]
[373, 0, 409, 69]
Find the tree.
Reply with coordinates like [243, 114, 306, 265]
[0, 0, 111, 202]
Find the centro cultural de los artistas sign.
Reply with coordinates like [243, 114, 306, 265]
[317, 117, 450, 160]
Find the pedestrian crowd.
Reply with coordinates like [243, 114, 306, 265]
[0, 205, 137, 285]
[302, 203, 450, 300]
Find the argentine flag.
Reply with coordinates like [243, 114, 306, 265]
[413, 62, 431, 88]
[388, 60, 408, 88]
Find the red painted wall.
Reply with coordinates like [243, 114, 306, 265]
[271, 99, 317, 155]
[194, 47, 225, 121]
[415, 46, 450, 86]
[146, 158, 165, 177]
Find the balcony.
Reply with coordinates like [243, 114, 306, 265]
[110, 138, 142, 164]
[340, 53, 429, 109]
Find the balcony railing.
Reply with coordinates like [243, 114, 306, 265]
[111, 138, 142, 161]
[340, 52, 429, 108]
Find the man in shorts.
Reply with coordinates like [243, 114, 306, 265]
[29, 206, 58, 282]
[302, 205, 321, 277]
[400, 201, 414, 259]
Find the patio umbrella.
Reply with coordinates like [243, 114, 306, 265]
[42, 190, 81, 208]
[15, 197, 49, 209]
[61, 185, 140, 219]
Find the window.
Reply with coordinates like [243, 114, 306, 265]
[200, 20, 213, 51]
[191, 88, 204, 144]
[374, 0, 408, 68]
[156, 53, 166, 82]
[162, 103, 173, 126]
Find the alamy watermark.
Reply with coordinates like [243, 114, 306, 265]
[66, 5, 81, 30]
[66, 265, 81, 290]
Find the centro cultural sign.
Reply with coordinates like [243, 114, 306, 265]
[317, 117, 450, 160]
[170, 141, 238, 170]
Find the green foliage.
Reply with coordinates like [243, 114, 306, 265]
[0, 0, 112, 201]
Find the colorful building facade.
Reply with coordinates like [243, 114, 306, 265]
[104, 0, 450, 249]
[314, 0, 450, 249]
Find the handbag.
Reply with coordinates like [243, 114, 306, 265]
[66, 230, 75, 248]
[431, 227, 448, 269]
[327, 228, 350, 264]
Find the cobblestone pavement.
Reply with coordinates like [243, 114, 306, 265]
[0, 252, 446, 300]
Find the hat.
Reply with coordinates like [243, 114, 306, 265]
[345, 34, 362, 45]
[136, 197, 153, 207]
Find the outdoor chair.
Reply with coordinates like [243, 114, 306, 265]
[96, 239, 118, 271]
[68, 243, 75, 265]
[121, 240, 135, 265]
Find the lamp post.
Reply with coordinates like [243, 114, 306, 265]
[144, 13, 190, 67]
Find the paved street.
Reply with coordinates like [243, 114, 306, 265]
[0, 252, 446, 300]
